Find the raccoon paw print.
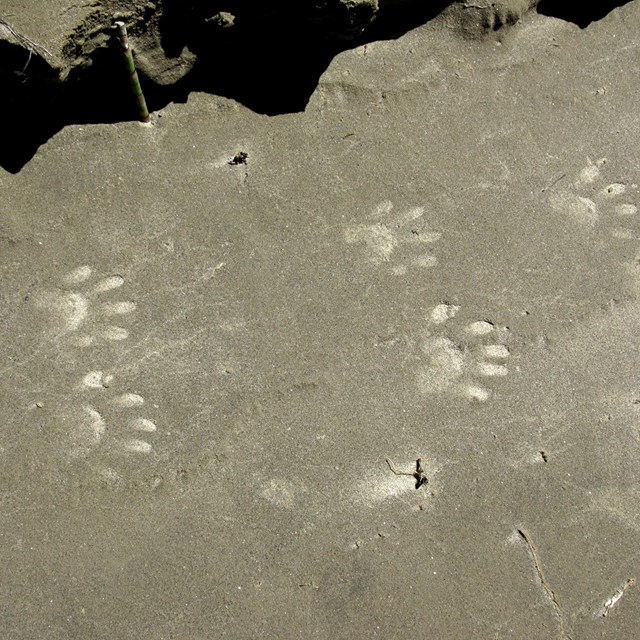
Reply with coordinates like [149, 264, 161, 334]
[66, 369, 159, 485]
[345, 200, 441, 275]
[548, 158, 638, 238]
[416, 303, 512, 402]
[33, 265, 136, 348]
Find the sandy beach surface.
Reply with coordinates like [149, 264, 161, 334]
[2, 2, 640, 638]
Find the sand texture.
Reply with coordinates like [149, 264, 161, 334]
[2, 2, 640, 638]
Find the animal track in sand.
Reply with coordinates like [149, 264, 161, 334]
[548, 157, 638, 239]
[344, 200, 441, 275]
[69, 370, 158, 480]
[27, 264, 163, 486]
[33, 264, 136, 347]
[416, 303, 513, 402]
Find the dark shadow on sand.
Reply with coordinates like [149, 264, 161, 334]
[537, 0, 633, 28]
[1, 0, 632, 173]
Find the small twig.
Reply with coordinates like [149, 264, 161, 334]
[0, 17, 53, 60]
[113, 21, 150, 123]
[517, 528, 571, 639]
[414, 459, 428, 488]
[21, 48, 32, 73]
[385, 458, 428, 489]
[599, 578, 636, 618]
[541, 173, 566, 193]
[385, 458, 412, 476]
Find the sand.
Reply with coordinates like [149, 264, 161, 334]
[1, 2, 640, 638]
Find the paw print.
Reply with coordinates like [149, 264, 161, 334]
[26, 264, 162, 487]
[33, 265, 136, 347]
[548, 158, 638, 238]
[70, 370, 158, 477]
[416, 303, 512, 402]
[345, 200, 441, 275]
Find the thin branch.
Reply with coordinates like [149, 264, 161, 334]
[517, 528, 572, 639]
[0, 18, 53, 60]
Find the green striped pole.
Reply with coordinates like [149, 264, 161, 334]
[114, 21, 150, 123]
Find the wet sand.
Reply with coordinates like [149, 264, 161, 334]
[2, 4, 640, 638]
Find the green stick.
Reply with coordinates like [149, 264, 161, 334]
[114, 21, 150, 123]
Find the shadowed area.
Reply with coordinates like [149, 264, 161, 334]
[2, 0, 629, 173]
[537, 0, 634, 27]
[1, 1, 455, 173]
